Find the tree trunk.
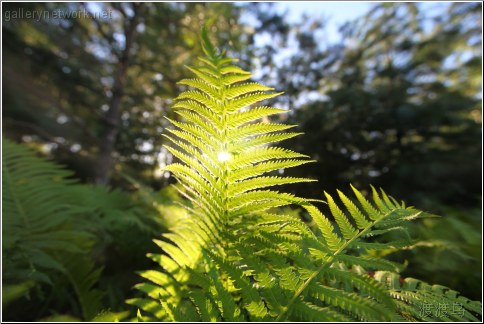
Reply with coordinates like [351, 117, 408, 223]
[95, 4, 141, 185]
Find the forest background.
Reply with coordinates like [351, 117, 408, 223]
[2, 2, 482, 321]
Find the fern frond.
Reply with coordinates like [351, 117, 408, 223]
[172, 100, 222, 128]
[222, 72, 253, 85]
[228, 159, 314, 182]
[226, 122, 296, 142]
[350, 184, 382, 221]
[62, 254, 104, 320]
[228, 176, 316, 197]
[206, 250, 269, 320]
[165, 127, 215, 153]
[163, 137, 220, 178]
[219, 64, 251, 75]
[131, 30, 481, 323]
[205, 252, 244, 322]
[226, 91, 283, 112]
[177, 78, 220, 98]
[176, 90, 223, 112]
[174, 110, 221, 138]
[230, 132, 304, 151]
[325, 191, 358, 240]
[225, 82, 274, 99]
[308, 283, 394, 321]
[227, 106, 287, 128]
[185, 66, 221, 88]
[1, 140, 131, 320]
[292, 301, 352, 321]
[228, 190, 307, 212]
[126, 298, 165, 319]
[228, 147, 309, 169]
[373, 271, 482, 321]
[165, 117, 221, 148]
[274, 187, 427, 321]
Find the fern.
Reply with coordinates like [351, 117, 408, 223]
[2, 139, 158, 320]
[131, 28, 482, 322]
[2, 140, 95, 283]
[2, 139, 104, 320]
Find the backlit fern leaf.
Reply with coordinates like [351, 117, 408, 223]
[225, 82, 274, 99]
[227, 106, 287, 128]
[131, 28, 482, 322]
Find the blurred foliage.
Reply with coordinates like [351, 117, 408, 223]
[2, 139, 165, 320]
[1, 1, 482, 320]
[400, 207, 482, 300]
[2, 2, 250, 186]
[269, 3, 482, 210]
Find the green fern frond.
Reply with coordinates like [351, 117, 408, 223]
[325, 191, 359, 240]
[62, 254, 105, 320]
[228, 159, 314, 182]
[228, 176, 316, 197]
[226, 91, 283, 112]
[227, 106, 287, 128]
[222, 72, 253, 85]
[172, 100, 222, 127]
[225, 82, 274, 99]
[189, 289, 221, 322]
[175, 90, 223, 113]
[2, 139, 162, 320]
[292, 301, 352, 321]
[185, 66, 221, 88]
[2, 140, 104, 320]
[226, 122, 296, 143]
[374, 271, 481, 321]
[130, 30, 482, 323]
[127, 298, 165, 319]
[177, 78, 220, 98]
[307, 283, 394, 321]
[233, 132, 304, 151]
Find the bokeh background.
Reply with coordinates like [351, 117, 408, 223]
[2, 2, 482, 321]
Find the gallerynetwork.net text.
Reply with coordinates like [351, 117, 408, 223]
[4, 8, 112, 22]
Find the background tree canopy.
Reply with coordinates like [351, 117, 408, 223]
[2, 2, 482, 321]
